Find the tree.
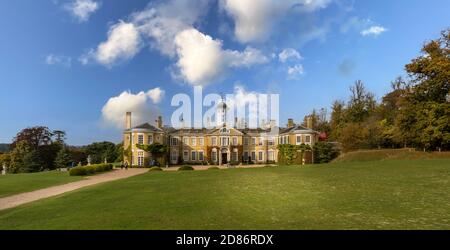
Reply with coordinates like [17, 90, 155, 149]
[339, 123, 368, 152]
[329, 100, 345, 141]
[53, 130, 66, 144]
[22, 150, 44, 173]
[405, 29, 450, 104]
[313, 142, 340, 164]
[84, 142, 118, 164]
[67, 146, 87, 165]
[55, 147, 74, 169]
[0, 153, 11, 168]
[396, 29, 450, 150]
[37, 142, 62, 170]
[115, 143, 124, 162]
[9, 141, 32, 173]
[11, 126, 53, 150]
[346, 80, 376, 123]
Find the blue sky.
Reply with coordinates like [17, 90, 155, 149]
[0, 0, 449, 145]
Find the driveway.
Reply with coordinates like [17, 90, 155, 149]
[0, 169, 148, 211]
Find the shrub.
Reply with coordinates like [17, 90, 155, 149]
[69, 163, 113, 176]
[85, 165, 96, 174]
[208, 166, 220, 170]
[313, 142, 340, 164]
[69, 166, 87, 176]
[178, 165, 194, 171]
[148, 167, 163, 172]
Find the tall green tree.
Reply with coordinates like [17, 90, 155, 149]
[397, 29, 450, 150]
[55, 147, 74, 169]
[9, 141, 32, 173]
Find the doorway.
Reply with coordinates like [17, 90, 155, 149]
[221, 153, 228, 165]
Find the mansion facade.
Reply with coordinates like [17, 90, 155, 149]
[123, 111, 319, 166]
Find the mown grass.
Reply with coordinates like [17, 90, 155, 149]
[0, 171, 83, 198]
[333, 148, 450, 163]
[0, 159, 449, 229]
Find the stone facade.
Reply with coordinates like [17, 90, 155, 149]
[123, 112, 319, 167]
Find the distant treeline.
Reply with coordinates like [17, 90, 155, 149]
[0, 144, 9, 153]
[0, 127, 123, 173]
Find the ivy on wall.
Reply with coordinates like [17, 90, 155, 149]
[136, 143, 169, 166]
[277, 144, 312, 165]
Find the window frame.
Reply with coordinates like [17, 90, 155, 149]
[138, 134, 144, 145]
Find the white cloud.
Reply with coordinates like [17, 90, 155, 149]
[131, 0, 210, 57]
[45, 54, 72, 67]
[278, 48, 302, 63]
[174, 28, 269, 86]
[84, 21, 142, 66]
[101, 88, 164, 128]
[147, 87, 165, 104]
[174, 28, 227, 86]
[226, 47, 270, 67]
[287, 64, 304, 79]
[220, 0, 332, 43]
[65, 0, 100, 23]
[83, 0, 269, 85]
[361, 25, 387, 37]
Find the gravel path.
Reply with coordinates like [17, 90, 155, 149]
[0, 169, 148, 211]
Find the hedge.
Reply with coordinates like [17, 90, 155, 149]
[148, 167, 163, 172]
[69, 163, 113, 176]
[178, 165, 194, 171]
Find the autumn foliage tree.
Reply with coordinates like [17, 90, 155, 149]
[330, 29, 450, 152]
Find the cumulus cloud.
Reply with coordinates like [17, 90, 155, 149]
[278, 48, 302, 62]
[45, 54, 72, 67]
[174, 28, 269, 86]
[220, 0, 332, 43]
[360, 26, 387, 37]
[101, 88, 164, 128]
[131, 0, 210, 57]
[147, 87, 165, 104]
[83, 21, 142, 66]
[174, 28, 226, 85]
[287, 64, 304, 79]
[64, 0, 100, 23]
[83, 0, 269, 85]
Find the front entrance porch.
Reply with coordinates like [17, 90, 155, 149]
[221, 153, 228, 165]
[218, 148, 230, 166]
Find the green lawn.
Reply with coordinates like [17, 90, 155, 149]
[1, 159, 450, 229]
[0, 171, 83, 198]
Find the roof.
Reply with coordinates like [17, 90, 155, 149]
[125, 123, 163, 132]
[280, 125, 318, 134]
[126, 123, 318, 135]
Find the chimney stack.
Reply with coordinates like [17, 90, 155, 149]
[306, 116, 314, 129]
[287, 118, 294, 128]
[234, 117, 238, 128]
[157, 116, 163, 129]
[125, 112, 132, 130]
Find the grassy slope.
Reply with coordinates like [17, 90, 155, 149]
[333, 148, 450, 163]
[0, 159, 449, 229]
[0, 171, 83, 198]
